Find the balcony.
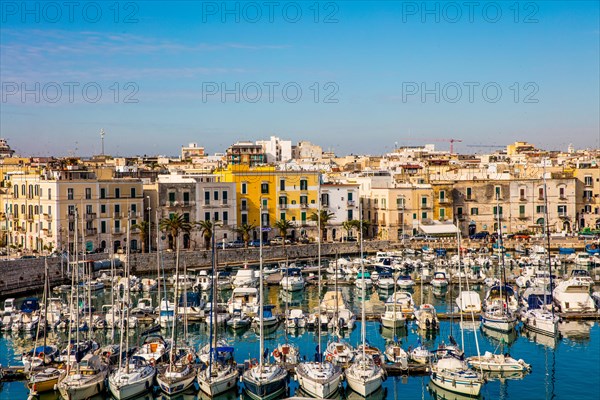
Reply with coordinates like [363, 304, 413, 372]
[113, 228, 123, 234]
[518, 214, 528, 219]
[43, 213, 52, 220]
[86, 228, 97, 236]
[347, 200, 356, 207]
[421, 204, 431, 210]
[300, 203, 309, 209]
[558, 213, 569, 219]
[279, 203, 288, 209]
[438, 198, 450, 204]
[457, 214, 465, 221]
[240, 205, 248, 212]
[113, 212, 122, 219]
[519, 197, 527, 202]
[85, 213, 96, 220]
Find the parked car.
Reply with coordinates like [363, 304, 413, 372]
[410, 234, 436, 241]
[298, 236, 310, 244]
[248, 239, 261, 247]
[228, 240, 245, 248]
[469, 231, 490, 240]
[514, 233, 531, 240]
[271, 236, 291, 245]
[339, 236, 358, 242]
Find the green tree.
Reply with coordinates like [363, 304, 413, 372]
[133, 220, 153, 253]
[159, 213, 192, 250]
[309, 209, 335, 242]
[342, 220, 355, 241]
[196, 220, 216, 250]
[235, 223, 256, 248]
[273, 219, 294, 247]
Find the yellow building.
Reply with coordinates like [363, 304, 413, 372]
[219, 165, 320, 240]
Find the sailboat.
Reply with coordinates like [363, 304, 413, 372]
[242, 201, 288, 400]
[157, 232, 197, 395]
[57, 209, 109, 400]
[380, 268, 406, 329]
[345, 214, 385, 397]
[296, 198, 343, 398]
[522, 166, 560, 337]
[481, 196, 519, 333]
[109, 216, 156, 399]
[429, 225, 484, 397]
[198, 228, 239, 396]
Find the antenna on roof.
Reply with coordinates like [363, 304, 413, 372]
[100, 129, 105, 155]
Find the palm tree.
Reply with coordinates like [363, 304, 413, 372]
[196, 220, 216, 250]
[235, 223, 256, 248]
[309, 209, 335, 242]
[159, 213, 192, 250]
[273, 219, 294, 247]
[342, 220, 354, 241]
[133, 220, 153, 253]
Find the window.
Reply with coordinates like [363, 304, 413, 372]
[413, 213, 417, 219]
[183, 192, 190, 205]
[115, 188, 120, 199]
[280, 179, 285, 191]
[213, 191, 219, 201]
[519, 188, 526, 199]
[261, 213, 269, 226]
[347, 210, 353, 220]
[301, 212, 306, 222]
[86, 205, 93, 215]
[382, 199, 387, 209]
[421, 211, 427, 219]
[536, 205, 545, 214]
[585, 176, 593, 186]
[223, 211, 228, 225]
[584, 205, 592, 213]
[169, 192, 176, 205]
[68, 205, 75, 215]
[439, 190, 445, 201]
[559, 187, 565, 199]
[439, 208, 445, 219]
[421, 196, 427, 206]
[131, 188, 136, 198]
[456, 207, 463, 216]
[300, 195, 308, 205]
[583, 190, 593, 200]
[471, 207, 478, 215]
[262, 199, 268, 208]
[396, 197, 405, 208]
[495, 186, 501, 198]
[183, 213, 190, 222]
[280, 212, 286, 221]
[204, 212, 210, 221]
[13, 185, 18, 198]
[48, 205, 52, 216]
[67, 188, 74, 200]
[241, 199, 247, 211]
[241, 214, 248, 224]
[100, 188, 106, 199]
[538, 187, 544, 200]
[241, 182, 247, 194]
[114, 204, 120, 214]
[114, 220, 120, 232]
[348, 192, 353, 201]
[204, 191, 210, 205]
[261, 183, 269, 194]
[101, 204, 106, 214]
[131, 204, 137, 214]
[493, 206, 503, 216]
[85, 188, 92, 199]
[558, 205, 567, 216]
[300, 179, 308, 191]
[222, 191, 228, 204]
[321, 193, 329, 206]
[519, 205, 525, 215]
[279, 196, 287, 208]
[214, 212, 219, 221]
[21, 185, 25, 196]
[69, 222, 74, 232]
[466, 187, 472, 200]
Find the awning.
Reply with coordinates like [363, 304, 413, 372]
[419, 223, 459, 235]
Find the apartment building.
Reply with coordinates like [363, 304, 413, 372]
[320, 183, 360, 241]
[3, 165, 143, 254]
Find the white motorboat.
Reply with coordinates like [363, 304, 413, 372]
[375, 272, 395, 290]
[481, 303, 518, 332]
[414, 303, 439, 331]
[193, 270, 213, 292]
[467, 351, 531, 373]
[575, 252, 591, 267]
[141, 278, 157, 292]
[522, 308, 560, 337]
[232, 268, 258, 288]
[280, 268, 305, 292]
[285, 309, 307, 329]
[484, 285, 519, 312]
[384, 342, 408, 369]
[227, 309, 252, 330]
[324, 341, 355, 367]
[553, 278, 596, 313]
[354, 272, 373, 290]
[380, 302, 406, 329]
[227, 287, 259, 315]
[253, 305, 279, 328]
[410, 345, 433, 364]
[396, 275, 415, 290]
[385, 291, 415, 318]
[431, 271, 449, 288]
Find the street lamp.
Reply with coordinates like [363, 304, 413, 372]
[146, 195, 151, 253]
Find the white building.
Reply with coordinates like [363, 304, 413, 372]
[256, 136, 292, 164]
[320, 183, 360, 241]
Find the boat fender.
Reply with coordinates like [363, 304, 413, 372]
[432, 372, 436, 380]
[96, 383, 101, 392]
[145, 380, 150, 389]
[150, 358, 156, 366]
[452, 379, 456, 387]
[326, 354, 333, 362]
[273, 349, 280, 358]
[188, 353, 193, 363]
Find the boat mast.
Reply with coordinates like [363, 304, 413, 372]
[74, 208, 80, 374]
[170, 230, 180, 370]
[360, 201, 366, 362]
[125, 214, 131, 373]
[496, 193, 508, 312]
[456, 219, 464, 350]
[542, 162, 555, 316]
[317, 181, 322, 362]
[110, 233, 115, 343]
[208, 220, 217, 380]
[259, 199, 264, 372]
[156, 209, 161, 320]
[81, 198, 91, 342]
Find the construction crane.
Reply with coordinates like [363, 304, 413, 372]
[466, 144, 504, 148]
[398, 137, 463, 153]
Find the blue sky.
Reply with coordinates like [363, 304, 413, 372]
[1, 1, 598, 156]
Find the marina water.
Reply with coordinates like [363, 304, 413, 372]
[1, 284, 599, 400]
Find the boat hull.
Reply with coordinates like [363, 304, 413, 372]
[58, 376, 106, 400]
[157, 369, 196, 395]
[108, 371, 155, 400]
[430, 372, 481, 397]
[198, 370, 238, 396]
[243, 372, 287, 400]
[345, 370, 383, 397]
